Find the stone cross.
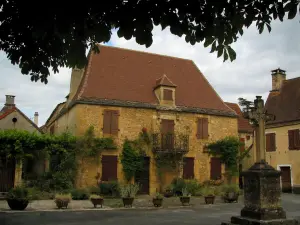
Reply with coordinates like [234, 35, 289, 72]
[242, 96, 275, 162]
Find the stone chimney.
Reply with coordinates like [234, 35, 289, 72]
[5, 95, 16, 108]
[34, 112, 39, 126]
[67, 67, 85, 104]
[271, 68, 286, 91]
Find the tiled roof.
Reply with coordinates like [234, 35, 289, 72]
[71, 45, 234, 117]
[225, 102, 253, 133]
[265, 77, 300, 125]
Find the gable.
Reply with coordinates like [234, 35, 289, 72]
[73, 45, 233, 115]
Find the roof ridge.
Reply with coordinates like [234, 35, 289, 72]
[97, 44, 194, 62]
[285, 76, 300, 82]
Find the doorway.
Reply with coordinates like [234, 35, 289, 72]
[135, 157, 150, 194]
[279, 166, 292, 193]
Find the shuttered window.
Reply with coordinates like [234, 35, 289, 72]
[266, 133, 276, 152]
[196, 118, 208, 139]
[210, 157, 222, 180]
[183, 157, 194, 179]
[103, 110, 119, 135]
[288, 129, 300, 150]
[101, 155, 118, 181]
[163, 89, 173, 100]
[240, 138, 245, 152]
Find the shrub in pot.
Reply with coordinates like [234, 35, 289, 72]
[54, 193, 72, 209]
[89, 194, 104, 208]
[152, 192, 163, 207]
[6, 186, 32, 210]
[171, 178, 186, 196]
[221, 184, 240, 203]
[201, 186, 216, 204]
[163, 185, 174, 198]
[119, 183, 139, 208]
[179, 187, 191, 206]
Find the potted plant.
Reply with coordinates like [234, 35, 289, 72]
[163, 185, 174, 198]
[6, 186, 31, 210]
[202, 186, 216, 204]
[90, 194, 104, 208]
[179, 187, 191, 206]
[152, 192, 163, 207]
[54, 193, 72, 209]
[221, 184, 240, 203]
[119, 183, 139, 208]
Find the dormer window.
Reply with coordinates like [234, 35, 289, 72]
[163, 89, 173, 101]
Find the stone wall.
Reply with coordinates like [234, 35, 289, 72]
[266, 123, 300, 194]
[51, 103, 238, 194]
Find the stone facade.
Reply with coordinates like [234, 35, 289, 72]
[48, 103, 238, 194]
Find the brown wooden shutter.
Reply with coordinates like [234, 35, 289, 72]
[111, 111, 119, 135]
[295, 129, 300, 149]
[101, 155, 118, 181]
[266, 134, 271, 152]
[240, 138, 245, 152]
[183, 157, 194, 179]
[196, 118, 203, 139]
[288, 130, 295, 150]
[270, 133, 276, 152]
[210, 157, 222, 180]
[202, 118, 209, 139]
[103, 110, 112, 134]
[163, 89, 173, 100]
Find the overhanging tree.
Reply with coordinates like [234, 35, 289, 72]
[0, 0, 299, 83]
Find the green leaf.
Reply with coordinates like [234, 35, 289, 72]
[227, 46, 236, 62]
[204, 37, 214, 48]
[266, 23, 271, 33]
[288, 3, 298, 19]
[223, 50, 229, 62]
[210, 41, 217, 53]
[217, 46, 223, 58]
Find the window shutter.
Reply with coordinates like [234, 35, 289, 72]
[163, 89, 173, 100]
[111, 111, 119, 135]
[270, 133, 276, 152]
[288, 130, 295, 150]
[210, 157, 222, 180]
[295, 129, 300, 149]
[101, 156, 118, 181]
[196, 118, 203, 139]
[202, 118, 209, 139]
[183, 157, 194, 179]
[103, 110, 112, 134]
[240, 138, 245, 152]
[266, 134, 271, 152]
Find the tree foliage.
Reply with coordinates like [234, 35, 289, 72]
[0, 0, 299, 83]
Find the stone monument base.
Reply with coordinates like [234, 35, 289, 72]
[221, 216, 298, 225]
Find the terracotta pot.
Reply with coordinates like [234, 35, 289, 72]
[90, 198, 104, 208]
[223, 192, 239, 203]
[7, 199, 29, 210]
[55, 199, 70, 209]
[179, 196, 190, 206]
[204, 195, 215, 204]
[122, 197, 134, 207]
[152, 198, 163, 207]
[163, 191, 173, 198]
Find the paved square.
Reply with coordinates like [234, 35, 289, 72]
[1, 194, 299, 225]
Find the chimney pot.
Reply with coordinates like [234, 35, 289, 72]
[5, 95, 15, 107]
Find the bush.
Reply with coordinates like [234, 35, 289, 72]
[71, 188, 90, 200]
[185, 179, 202, 196]
[99, 181, 119, 197]
[88, 186, 101, 195]
[27, 187, 53, 200]
[7, 186, 30, 200]
[171, 178, 186, 196]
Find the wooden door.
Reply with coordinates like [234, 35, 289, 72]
[101, 155, 118, 181]
[210, 157, 222, 180]
[161, 119, 175, 150]
[183, 157, 194, 179]
[135, 157, 150, 194]
[0, 156, 15, 192]
[280, 166, 292, 193]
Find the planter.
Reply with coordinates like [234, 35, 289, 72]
[55, 199, 70, 209]
[179, 196, 190, 206]
[122, 197, 134, 207]
[6, 199, 29, 210]
[204, 195, 215, 204]
[152, 198, 163, 207]
[223, 192, 239, 203]
[163, 191, 173, 198]
[90, 198, 104, 208]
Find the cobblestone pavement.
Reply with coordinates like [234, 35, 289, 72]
[1, 194, 299, 225]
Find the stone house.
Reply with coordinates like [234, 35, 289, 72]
[264, 68, 300, 194]
[45, 45, 238, 194]
[0, 95, 42, 195]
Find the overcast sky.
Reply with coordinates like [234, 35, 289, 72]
[0, 16, 299, 126]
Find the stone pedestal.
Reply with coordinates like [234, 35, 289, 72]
[221, 160, 299, 225]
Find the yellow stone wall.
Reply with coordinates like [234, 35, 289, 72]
[239, 132, 255, 170]
[50, 103, 238, 194]
[265, 124, 300, 192]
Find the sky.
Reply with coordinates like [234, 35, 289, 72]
[0, 16, 299, 126]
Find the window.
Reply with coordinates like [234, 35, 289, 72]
[288, 129, 300, 150]
[103, 110, 119, 135]
[196, 118, 208, 139]
[210, 157, 222, 180]
[163, 89, 173, 100]
[266, 133, 276, 152]
[183, 157, 194, 179]
[246, 135, 251, 140]
[101, 155, 118, 181]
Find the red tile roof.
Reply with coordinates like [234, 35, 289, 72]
[0, 107, 16, 120]
[265, 77, 300, 125]
[225, 102, 253, 133]
[72, 45, 234, 116]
